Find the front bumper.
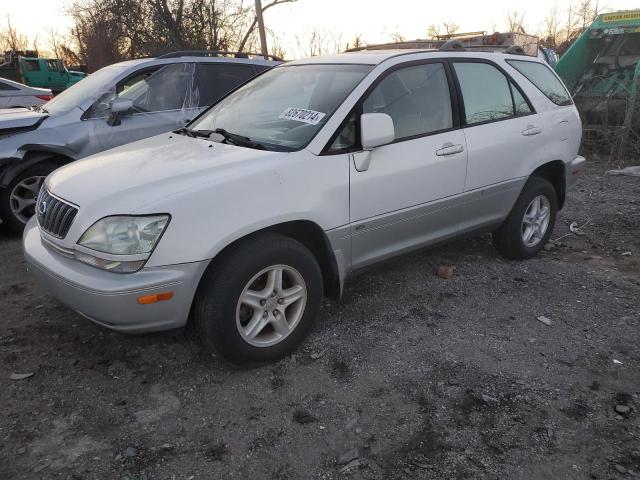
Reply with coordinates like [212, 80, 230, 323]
[566, 155, 586, 190]
[23, 217, 208, 333]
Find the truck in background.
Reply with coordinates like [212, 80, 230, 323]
[555, 10, 640, 157]
[0, 51, 87, 94]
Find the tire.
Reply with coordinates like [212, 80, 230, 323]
[492, 176, 558, 260]
[194, 233, 323, 365]
[0, 162, 57, 234]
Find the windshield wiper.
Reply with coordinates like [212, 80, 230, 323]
[192, 128, 266, 150]
[175, 127, 269, 150]
[173, 127, 211, 138]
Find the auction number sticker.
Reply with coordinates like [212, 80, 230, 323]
[279, 107, 326, 125]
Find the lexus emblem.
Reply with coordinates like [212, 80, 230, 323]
[39, 200, 47, 215]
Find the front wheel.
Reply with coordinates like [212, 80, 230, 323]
[194, 234, 323, 365]
[0, 162, 57, 234]
[492, 176, 558, 260]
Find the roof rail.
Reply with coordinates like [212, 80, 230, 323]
[439, 40, 466, 51]
[156, 50, 283, 61]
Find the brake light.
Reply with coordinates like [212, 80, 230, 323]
[36, 95, 53, 101]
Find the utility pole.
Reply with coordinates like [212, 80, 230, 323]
[254, 0, 269, 59]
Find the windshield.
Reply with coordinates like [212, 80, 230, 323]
[189, 64, 372, 151]
[42, 65, 125, 114]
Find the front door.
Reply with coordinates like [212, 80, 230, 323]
[85, 63, 202, 155]
[348, 61, 468, 268]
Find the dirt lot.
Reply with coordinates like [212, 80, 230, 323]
[1, 158, 639, 480]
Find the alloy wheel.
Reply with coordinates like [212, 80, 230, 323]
[235, 264, 307, 348]
[521, 194, 551, 247]
[9, 175, 46, 224]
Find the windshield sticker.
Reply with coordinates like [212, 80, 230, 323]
[279, 107, 326, 125]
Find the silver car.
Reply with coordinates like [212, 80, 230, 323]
[0, 52, 280, 232]
[0, 77, 53, 108]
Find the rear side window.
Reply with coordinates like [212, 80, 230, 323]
[507, 60, 572, 106]
[363, 62, 453, 140]
[453, 62, 515, 125]
[196, 64, 256, 107]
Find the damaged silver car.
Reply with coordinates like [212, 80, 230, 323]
[0, 51, 281, 232]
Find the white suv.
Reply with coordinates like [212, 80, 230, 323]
[23, 49, 585, 364]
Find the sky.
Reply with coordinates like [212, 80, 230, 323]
[3, 0, 640, 57]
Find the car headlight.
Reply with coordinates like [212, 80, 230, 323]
[75, 215, 170, 273]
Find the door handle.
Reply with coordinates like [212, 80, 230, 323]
[435, 143, 464, 156]
[522, 125, 542, 136]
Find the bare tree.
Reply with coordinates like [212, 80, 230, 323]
[442, 21, 459, 36]
[237, 0, 297, 52]
[427, 21, 459, 39]
[345, 34, 365, 50]
[0, 16, 30, 52]
[506, 11, 526, 33]
[295, 28, 342, 57]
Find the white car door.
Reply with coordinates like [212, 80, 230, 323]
[451, 60, 547, 192]
[346, 61, 468, 268]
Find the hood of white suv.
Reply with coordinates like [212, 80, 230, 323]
[47, 133, 285, 215]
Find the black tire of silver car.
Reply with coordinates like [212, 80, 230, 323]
[194, 233, 323, 365]
[0, 162, 57, 234]
[492, 176, 558, 260]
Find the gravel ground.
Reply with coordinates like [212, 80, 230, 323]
[1, 159, 639, 480]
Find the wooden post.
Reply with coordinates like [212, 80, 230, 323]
[254, 0, 268, 59]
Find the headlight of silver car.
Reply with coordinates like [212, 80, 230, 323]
[75, 215, 170, 273]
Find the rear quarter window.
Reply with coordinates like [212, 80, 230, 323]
[507, 60, 572, 106]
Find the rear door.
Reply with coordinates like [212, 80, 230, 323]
[451, 60, 545, 191]
[347, 61, 468, 268]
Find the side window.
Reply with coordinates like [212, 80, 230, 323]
[507, 60, 572, 106]
[512, 83, 532, 115]
[363, 63, 452, 139]
[328, 113, 357, 153]
[46, 60, 61, 72]
[119, 69, 158, 92]
[196, 64, 255, 107]
[453, 62, 515, 125]
[118, 62, 197, 112]
[25, 60, 40, 72]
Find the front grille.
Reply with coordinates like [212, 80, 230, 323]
[36, 187, 78, 239]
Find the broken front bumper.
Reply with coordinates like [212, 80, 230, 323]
[23, 217, 208, 333]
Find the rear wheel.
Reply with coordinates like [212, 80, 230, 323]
[194, 234, 323, 365]
[0, 162, 57, 233]
[492, 176, 558, 260]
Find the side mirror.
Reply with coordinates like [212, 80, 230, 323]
[107, 98, 134, 126]
[360, 113, 395, 150]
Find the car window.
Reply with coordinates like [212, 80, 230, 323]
[0, 80, 19, 91]
[196, 64, 256, 107]
[328, 113, 358, 153]
[25, 60, 40, 72]
[46, 60, 61, 72]
[190, 64, 372, 151]
[117, 62, 198, 113]
[507, 60, 572, 106]
[453, 62, 516, 125]
[512, 83, 532, 115]
[363, 63, 452, 140]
